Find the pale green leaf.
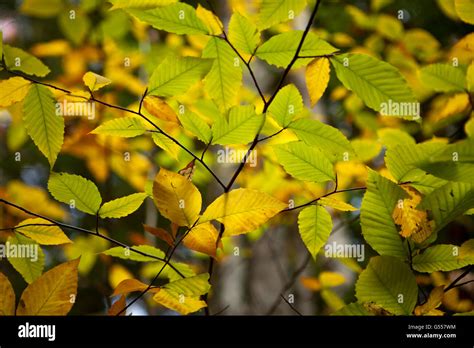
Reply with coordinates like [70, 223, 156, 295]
[177, 110, 212, 143]
[103, 245, 165, 262]
[257, 0, 307, 30]
[4, 45, 50, 77]
[127, 3, 208, 35]
[99, 193, 148, 219]
[203, 37, 243, 110]
[163, 273, 210, 296]
[212, 105, 264, 145]
[288, 118, 354, 162]
[419, 63, 466, 92]
[91, 117, 147, 138]
[274, 141, 335, 182]
[48, 172, 102, 215]
[256, 31, 337, 68]
[420, 182, 474, 232]
[228, 12, 260, 55]
[331, 53, 417, 115]
[108, 0, 177, 10]
[454, 0, 474, 24]
[152, 132, 181, 160]
[361, 170, 407, 259]
[356, 256, 418, 315]
[298, 205, 333, 259]
[332, 302, 374, 316]
[148, 56, 212, 97]
[23, 84, 64, 167]
[15, 218, 71, 245]
[268, 84, 303, 127]
[412, 244, 473, 273]
[7, 233, 45, 284]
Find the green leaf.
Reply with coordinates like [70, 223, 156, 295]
[416, 139, 474, 183]
[385, 142, 445, 183]
[455, 0, 474, 24]
[177, 110, 212, 143]
[274, 141, 335, 182]
[163, 273, 210, 296]
[108, 0, 177, 10]
[331, 53, 417, 114]
[228, 12, 260, 55]
[23, 84, 64, 167]
[356, 256, 417, 315]
[142, 260, 196, 282]
[298, 205, 333, 259]
[332, 302, 374, 316]
[361, 170, 407, 259]
[288, 118, 354, 162]
[377, 128, 416, 148]
[412, 244, 473, 273]
[99, 193, 148, 219]
[58, 11, 90, 45]
[257, 0, 307, 30]
[103, 245, 165, 262]
[127, 3, 208, 35]
[91, 117, 147, 138]
[419, 63, 467, 92]
[7, 233, 45, 284]
[212, 105, 264, 145]
[420, 182, 474, 232]
[15, 218, 71, 245]
[48, 172, 102, 215]
[148, 56, 212, 97]
[203, 37, 243, 110]
[268, 84, 303, 127]
[20, 0, 63, 17]
[256, 31, 337, 68]
[4, 45, 50, 77]
[151, 133, 181, 160]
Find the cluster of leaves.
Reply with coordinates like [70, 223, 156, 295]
[0, 0, 473, 316]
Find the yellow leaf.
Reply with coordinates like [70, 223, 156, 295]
[319, 197, 358, 211]
[112, 278, 159, 296]
[392, 188, 434, 243]
[199, 188, 287, 236]
[31, 40, 71, 57]
[83, 71, 111, 92]
[108, 295, 126, 316]
[319, 272, 346, 287]
[143, 95, 179, 123]
[15, 218, 72, 245]
[153, 288, 207, 315]
[152, 168, 202, 226]
[109, 264, 134, 289]
[0, 77, 31, 108]
[415, 286, 445, 316]
[196, 4, 223, 35]
[306, 58, 330, 107]
[0, 272, 15, 316]
[16, 259, 79, 315]
[183, 222, 220, 257]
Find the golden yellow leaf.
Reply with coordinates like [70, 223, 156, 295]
[153, 288, 207, 315]
[143, 95, 179, 123]
[306, 58, 330, 107]
[319, 272, 346, 287]
[108, 295, 126, 316]
[31, 40, 71, 57]
[108, 264, 134, 289]
[199, 188, 287, 236]
[319, 197, 358, 211]
[0, 77, 31, 108]
[0, 272, 15, 316]
[16, 259, 79, 315]
[196, 4, 223, 35]
[414, 286, 445, 316]
[153, 168, 202, 226]
[112, 278, 159, 296]
[392, 188, 434, 243]
[183, 222, 220, 257]
[15, 218, 72, 245]
[82, 71, 111, 92]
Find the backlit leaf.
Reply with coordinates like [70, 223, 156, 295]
[419, 63, 466, 92]
[257, 0, 307, 30]
[0, 77, 31, 108]
[91, 117, 147, 138]
[83, 72, 111, 92]
[212, 105, 263, 145]
[4, 45, 50, 77]
[268, 84, 303, 127]
[7, 233, 45, 284]
[99, 193, 148, 219]
[298, 205, 333, 259]
[15, 218, 72, 245]
[306, 58, 331, 106]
